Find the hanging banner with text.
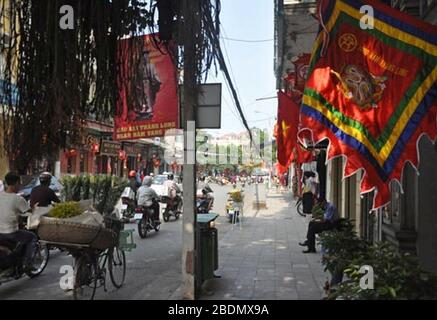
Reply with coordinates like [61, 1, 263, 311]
[114, 34, 179, 140]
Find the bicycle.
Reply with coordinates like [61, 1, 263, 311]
[72, 243, 126, 300]
[73, 217, 127, 300]
[295, 196, 305, 217]
[40, 217, 131, 300]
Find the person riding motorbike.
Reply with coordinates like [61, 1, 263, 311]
[136, 176, 160, 223]
[163, 173, 181, 210]
[0, 172, 37, 273]
[29, 172, 60, 208]
[128, 170, 141, 199]
[197, 176, 213, 195]
[129, 170, 140, 191]
[197, 176, 214, 212]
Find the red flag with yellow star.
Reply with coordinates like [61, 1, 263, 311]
[277, 91, 299, 166]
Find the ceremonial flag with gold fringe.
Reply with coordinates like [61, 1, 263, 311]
[299, 0, 437, 209]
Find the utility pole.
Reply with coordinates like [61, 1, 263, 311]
[181, 0, 198, 300]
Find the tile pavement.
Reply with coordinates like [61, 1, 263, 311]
[200, 189, 329, 300]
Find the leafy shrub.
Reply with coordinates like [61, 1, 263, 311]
[319, 219, 369, 276]
[48, 201, 82, 219]
[319, 219, 437, 300]
[330, 242, 437, 300]
[61, 174, 128, 215]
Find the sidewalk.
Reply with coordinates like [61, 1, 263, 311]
[200, 188, 328, 300]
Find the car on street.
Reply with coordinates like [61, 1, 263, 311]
[151, 174, 183, 197]
[151, 174, 168, 197]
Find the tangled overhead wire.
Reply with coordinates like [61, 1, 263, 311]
[0, 0, 152, 173]
[0, 0, 251, 173]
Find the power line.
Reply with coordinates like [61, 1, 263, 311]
[248, 116, 276, 123]
[220, 26, 244, 107]
[220, 36, 274, 43]
[203, 8, 258, 155]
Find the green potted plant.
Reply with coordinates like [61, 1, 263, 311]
[318, 219, 370, 290]
[329, 242, 437, 300]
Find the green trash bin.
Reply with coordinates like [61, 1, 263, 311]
[197, 213, 219, 283]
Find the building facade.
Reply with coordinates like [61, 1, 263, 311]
[274, 0, 437, 272]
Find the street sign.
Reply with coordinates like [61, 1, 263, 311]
[180, 83, 222, 129]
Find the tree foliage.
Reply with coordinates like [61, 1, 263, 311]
[0, 0, 152, 173]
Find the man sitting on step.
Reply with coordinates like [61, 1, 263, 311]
[299, 198, 339, 253]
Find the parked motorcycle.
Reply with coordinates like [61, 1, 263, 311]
[134, 204, 161, 238]
[117, 187, 136, 223]
[161, 194, 182, 222]
[196, 187, 214, 214]
[0, 216, 49, 285]
[196, 198, 213, 214]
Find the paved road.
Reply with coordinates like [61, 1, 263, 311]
[0, 183, 253, 300]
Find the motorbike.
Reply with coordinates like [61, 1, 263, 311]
[196, 197, 213, 214]
[116, 187, 136, 223]
[0, 216, 49, 285]
[134, 202, 161, 238]
[161, 194, 182, 222]
[196, 187, 214, 214]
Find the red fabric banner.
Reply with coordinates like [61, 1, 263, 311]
[277, 91, 300, 166]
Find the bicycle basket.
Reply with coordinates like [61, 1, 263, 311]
[104, 216, 124, 237]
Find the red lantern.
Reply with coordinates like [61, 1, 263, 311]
[67, 149, 78, 157]
[118, 150, 126, 161]
[91, 143, 100, 154]
[153, 158, 161, 168]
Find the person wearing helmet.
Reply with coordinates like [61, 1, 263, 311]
[136, 176, 160, 223]
[164, 173, 181, 196]
[163, 173, 181, 210]
[128, 170, 141, 195]
[30, 172, 60, 208]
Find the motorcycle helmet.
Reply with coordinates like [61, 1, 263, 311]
[128, 170, 136, 178]
[39, 172, 52, 183]
[142, 176, 153, 187]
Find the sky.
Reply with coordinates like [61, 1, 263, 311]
[206, 0, 278, 137]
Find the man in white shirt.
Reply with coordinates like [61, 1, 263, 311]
[163, 173, 182, 209]
[0, 172, 37, 271]
[137, 176, 160, 223]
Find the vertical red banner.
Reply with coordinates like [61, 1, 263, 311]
[114, 34, 179, 140]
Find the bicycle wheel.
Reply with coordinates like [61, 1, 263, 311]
[296, 198, 305, 217]
[73, 254, 98, 300]
[108, 246, 126, 288]
[26, 242, 49, 278]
